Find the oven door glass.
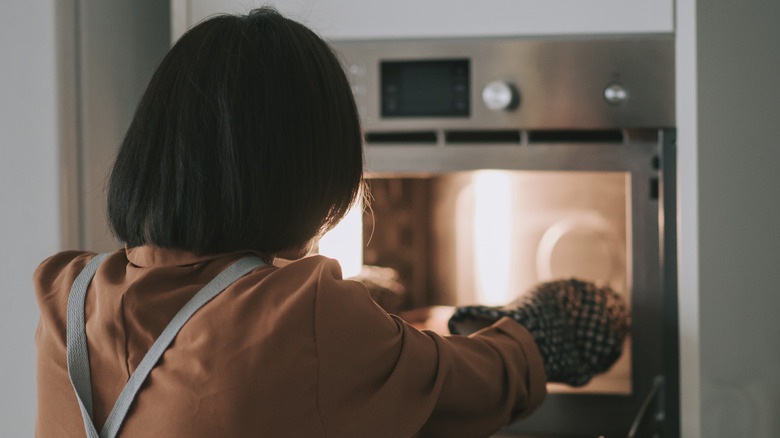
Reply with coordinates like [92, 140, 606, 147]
[334, 170, 633, 396]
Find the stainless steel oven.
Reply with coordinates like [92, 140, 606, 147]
[328, 36, 678, 438]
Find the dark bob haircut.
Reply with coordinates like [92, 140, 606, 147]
[107, 7, 364, 257]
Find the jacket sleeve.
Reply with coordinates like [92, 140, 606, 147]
[311, 257, 547, 438]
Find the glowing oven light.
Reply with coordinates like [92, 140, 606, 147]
[317, 201, 363, 279]
[473, 171, 514, 305]
[318, 172, 516, 300]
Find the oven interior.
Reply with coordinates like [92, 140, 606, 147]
[361, 170, 633, 396]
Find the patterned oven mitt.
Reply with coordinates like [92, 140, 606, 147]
[448, 279, 630, 387]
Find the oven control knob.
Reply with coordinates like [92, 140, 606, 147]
[482, 80, 519, 111]
[604, 83, 629, 105]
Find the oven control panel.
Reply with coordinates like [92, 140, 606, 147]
[336, 36, 674, 132]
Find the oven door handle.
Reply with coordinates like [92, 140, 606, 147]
[627, 375, 665, 438]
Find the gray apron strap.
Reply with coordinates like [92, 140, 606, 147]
[66, 253, 266, 438]
[66, 253, 111, 438]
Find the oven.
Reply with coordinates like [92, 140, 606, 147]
[322, 36, 678, 438]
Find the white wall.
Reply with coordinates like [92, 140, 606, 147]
[0, 1, 60, 436]
[675, 0, 701, 435]
[693, 0, 780, 437]
[0, 1, 168, 435]
[678, 0, 780, 437]
[181, 0, 673, 40]
[75, 0, 170, 252]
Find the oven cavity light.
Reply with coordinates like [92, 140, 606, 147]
[473, 171, 514, 306]
[318, 201, 363, 279]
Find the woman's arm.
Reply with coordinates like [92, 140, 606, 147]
[311, 258, 546, 438]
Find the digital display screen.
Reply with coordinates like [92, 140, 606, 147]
[381, 59, 470, 117]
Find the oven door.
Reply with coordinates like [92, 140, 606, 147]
[355, 129, 677, 437]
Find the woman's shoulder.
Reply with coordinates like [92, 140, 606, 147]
[270, 255, 373, 304]
[34, 250, 96, 284]
[33, 250, 106, 330]
[33, 250, 112, 303]
[271, 254, 344, 283]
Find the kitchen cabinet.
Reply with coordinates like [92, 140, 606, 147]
[172, 0, 673, 42]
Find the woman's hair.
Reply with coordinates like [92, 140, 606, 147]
[107, 7, 364, 256]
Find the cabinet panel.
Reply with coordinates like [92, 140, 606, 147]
[174, 0, 673, 42]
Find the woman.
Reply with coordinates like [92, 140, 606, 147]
[34, 8, 627, 437]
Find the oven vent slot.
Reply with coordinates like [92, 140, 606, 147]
[528, 129, 625, 144]
[364, 131, 438, 144]
[444, 130, 521, 144]
[365, 129, 626, 145]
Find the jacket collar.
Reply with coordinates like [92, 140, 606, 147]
[125, 244, 267, 268]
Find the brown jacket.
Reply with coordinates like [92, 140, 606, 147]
[34, 246, 546, 437]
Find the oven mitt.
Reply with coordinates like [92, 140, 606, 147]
[448, 279, 629, 387]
